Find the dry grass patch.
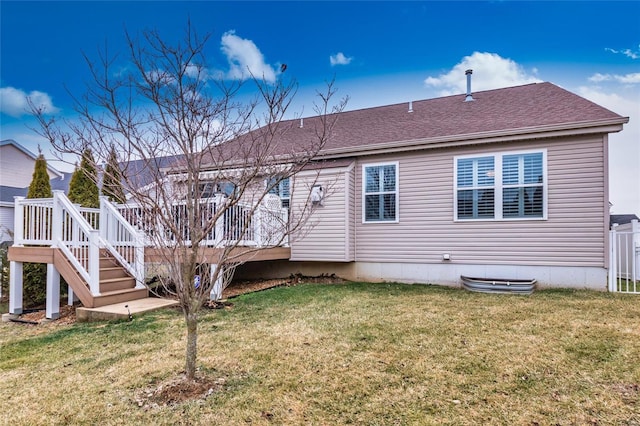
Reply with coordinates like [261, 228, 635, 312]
[1, 282, 639, 425]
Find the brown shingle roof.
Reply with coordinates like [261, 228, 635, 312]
[266, 82, 624, 153]
[196, 82, 627, 170]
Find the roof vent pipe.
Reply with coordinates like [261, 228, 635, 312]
[299, 118, 304, 128]
[408, 101, 413, 113]
[464, 69, 475, 102]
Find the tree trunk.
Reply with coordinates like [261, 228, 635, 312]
[185, 310, 198, 380]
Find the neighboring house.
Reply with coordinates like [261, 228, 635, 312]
[118, 154, 184, 196]
[224, 81, 628, 290]
[0, 139, 69, 242]
[610, 214, 640, 228]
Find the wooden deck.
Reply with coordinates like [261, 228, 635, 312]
[144, 246, 291, 263]
[7, 246, 56, 263]
[8, 244, 290, 314]
[9, 245, 291, 266]
[8, 246, 148, 308]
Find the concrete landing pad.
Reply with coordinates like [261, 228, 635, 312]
[76, 298, 179, 322]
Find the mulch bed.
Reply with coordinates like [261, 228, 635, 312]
[220, 273, 346, 299]
[8, 304, 77, 326]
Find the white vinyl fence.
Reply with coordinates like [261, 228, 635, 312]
[609, 219, 640, 293]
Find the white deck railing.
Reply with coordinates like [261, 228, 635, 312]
[13, 191, 146, 294]
[609, 220, 640, 294]
[14, 197, 54, 245]
[116, 194, 289, 248]
[14, 191, 100, 295]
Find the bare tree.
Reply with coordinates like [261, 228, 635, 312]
[31, 23, 346, 380]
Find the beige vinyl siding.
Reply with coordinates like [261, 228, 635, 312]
[354, 135, 607, 267]
[0, 205, 14, 242]
[290, 166, 354, 262]
[0, 145, 58, 187]
[346, 166, 356, 261]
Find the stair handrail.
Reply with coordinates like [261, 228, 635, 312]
[99, 196, 146, 288]
[51, 191, 101, 295]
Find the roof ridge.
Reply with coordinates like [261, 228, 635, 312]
[293, 82, 548, 120]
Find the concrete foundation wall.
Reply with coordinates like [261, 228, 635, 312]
[234, 260, 608, 291]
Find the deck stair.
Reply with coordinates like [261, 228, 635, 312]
[40, 247, 149, 308]
[8, 191, 150, 316]
[94, 250, 148, 305]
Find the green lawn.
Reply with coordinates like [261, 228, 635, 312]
[1, 282, 639, 425]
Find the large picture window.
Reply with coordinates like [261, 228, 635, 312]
[363, 162, 398, 222]
[455, 150, 546, 220]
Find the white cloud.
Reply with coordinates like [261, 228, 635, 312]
[221, 31, 276, 83]
[184, 64, 201, 79]
[605, 45, 640, 60]
[0, 86, 60, 117]
[424, 52, 541, 96]
[330, 52, 353, 66]
[588, 72, 640, 84]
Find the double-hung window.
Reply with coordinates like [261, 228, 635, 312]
[455, 150, 546, 220]
[363, 162, 398, 222]
[502, 153, 544, 218]
[456, 156, 495, 219]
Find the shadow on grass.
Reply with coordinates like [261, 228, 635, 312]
[0, 310, 179, 370]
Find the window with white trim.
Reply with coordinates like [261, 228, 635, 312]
[363, 162, 398, 222]
[455, 150, 546, 220]
[502, 152, 544, 218]
[456, 156, 495, 219]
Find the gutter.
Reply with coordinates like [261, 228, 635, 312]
[316, 117, 629, 159]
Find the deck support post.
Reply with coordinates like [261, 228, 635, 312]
[46, 264, 60, 320]
[210, 263, 224, 301]
[134, 231, 146, 289]
[9, 261, 23, 315]
[68, 287, 76, 306]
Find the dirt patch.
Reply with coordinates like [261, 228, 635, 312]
[134, 374, 225, 409]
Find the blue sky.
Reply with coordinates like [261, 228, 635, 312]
[1, 1, 639, 213]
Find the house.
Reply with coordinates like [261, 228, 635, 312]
[610, 214, 640, 229]
[0, 139, 69, 243]
[5, 78, 630, 320]
[224, 80, 629, 290]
